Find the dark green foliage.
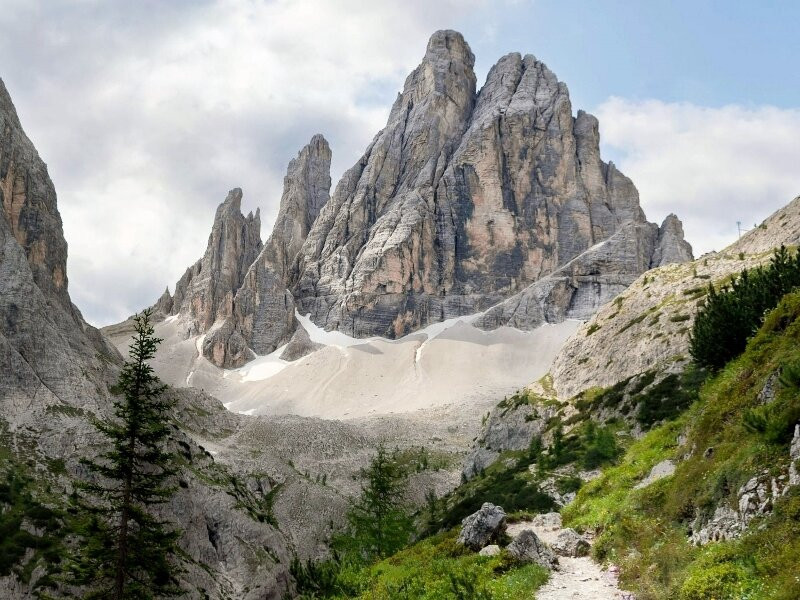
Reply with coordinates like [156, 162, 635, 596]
[691, 246, 800, 370]
[337, 445, 414, 562]
[635, 369, 706, 427]
[290, 552, 360, 598]
[538, 422, 622, 472]
[0, 467, 63, 587]
[68, 309, 182, 599]
[586, 323, 601, 335]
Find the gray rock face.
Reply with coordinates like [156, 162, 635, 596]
[652, 214, 693, 267]
[463, 400, 558, 479]
[1, 79, 72, 312]
[551, 528, 590, 557]
[506, 529, 559, 569]
[478, 544, 501, 557]
[291, 32, 691, 338]
[634, 459, 676, 490]
[171, 188, 262, 336]
[474, 220, 665, 330]
[280, 323, 323, 361]
[457, 502, 507, 550]
[202, 136, 331, 367]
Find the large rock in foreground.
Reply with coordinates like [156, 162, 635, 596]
[507, 529, 559, 569]
[457, 502, 507, 550]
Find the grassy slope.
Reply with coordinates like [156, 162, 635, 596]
[563, 292, 800, 600]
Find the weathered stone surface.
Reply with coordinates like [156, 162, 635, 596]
[280, 323, 323, 361]
[152, 286, 173, 316]
[532, 512, 562, 531]
[171, 188, 262, 335]
[202, 135, 331, 367]
[292, 31, 687, 339]
[652, 214, 693, 267]
[551, 528, 590, 557]
[634, 460, 676, 490]
[507, 529, 559, 569]
[1, 78, 72, 312]
[790, 424, 800, 486]
[457, 502, 507, 550]
[463, 399, 558, 479]
[0, 80, 293, 599]
[474, 221, 663, 331]
[479, 544, 501, 557]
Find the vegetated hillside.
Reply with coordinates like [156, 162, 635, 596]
[563, 291, 800, 599]
[551, 195, 800, 400]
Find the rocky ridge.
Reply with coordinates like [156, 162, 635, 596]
[155, 31, 691, 368]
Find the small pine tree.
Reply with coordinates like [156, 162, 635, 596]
[68, 309, 181, 599]
[337, 445, 413, 561]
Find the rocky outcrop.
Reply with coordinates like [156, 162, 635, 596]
[551, 195, 800, 400]
[280, 324, 323, 361]
[507, 529, 559, 569]
[153, 31, 691, 368]
[551, 528, 590, 557]
[474, 220, 669, 330]
[1, 79, 72, 312]
[201, 136, 331, 367]
[457, 502, 507, 550]
[463, 396, 558, 479]
[634, 459, 676, 489]
[291, 31, 690, 338]
[652, 214, 693, 267]
[171, 188, 262, 335]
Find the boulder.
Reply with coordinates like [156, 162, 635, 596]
[478, 544, 501, 557]
[456, 502, 507, 550]
[506, 529, 559, 569]
[531, 512, 562, 531]
[551, 528, 590, 557]
[634, 460, 676, 490]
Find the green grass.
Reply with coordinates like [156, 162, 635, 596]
[301, 530, 550, 599]
[562, 291, 800, 599]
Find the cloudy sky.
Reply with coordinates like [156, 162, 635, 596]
[2, 0, 799, 326]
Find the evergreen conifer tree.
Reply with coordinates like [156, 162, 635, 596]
[68, 309, 181, 599]
[338, 445, 413, 561]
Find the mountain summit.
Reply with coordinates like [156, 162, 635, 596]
[156, 30, 693, 367]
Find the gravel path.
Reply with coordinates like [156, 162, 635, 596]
[507, 520, 634, 600]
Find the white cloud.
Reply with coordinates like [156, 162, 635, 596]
[595, 98, 800, 255]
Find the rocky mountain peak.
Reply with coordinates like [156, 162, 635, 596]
[161, 30, 693, 363]
[1, 78, 72, 311]
[200, 135, 332, 367]
[652, 213, 693, 266]
[170, 188, 262, 335]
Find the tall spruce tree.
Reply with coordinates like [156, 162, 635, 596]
[69, 309, 181, 599]
[339, 445, 413, 561]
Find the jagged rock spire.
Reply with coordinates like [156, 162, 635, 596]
[170, 188, 262, 335]
[202, 135, 332, 367]
[652, 214, 694, 266]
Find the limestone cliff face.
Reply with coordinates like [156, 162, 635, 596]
[170, 188, 262, 336]
[164, 30, 692, 364]
[292, 31, 689, 337]
[1, 79, 72, 312]
[653, 214, 693, 267]
[202, 135, 331, 367]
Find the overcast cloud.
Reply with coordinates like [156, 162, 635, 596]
[1, 1, 798, 326]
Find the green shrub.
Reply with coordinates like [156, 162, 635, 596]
[690, 246, 800, 370]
